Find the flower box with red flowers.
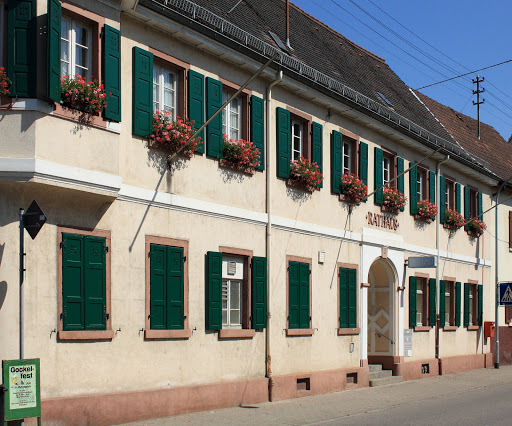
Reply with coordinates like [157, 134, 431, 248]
[381, 186, 407, 214]
[60, 74, 107, 114]
[0, 67, 12, 97]
[149, 111, 202, 158]
[467, 218, 486, 238]
[339, 173, 367, 205]
[287, 156, 323, 193]
[415, 200, 438, 223]
[220, 135, 260, 175]
[444, 208, 464, 230]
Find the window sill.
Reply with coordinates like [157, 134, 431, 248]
[414, 215, 434, 224]
[286, 328, 314, 336]
[443, 326, 458, 331]
[218, 329, 255, 339]
[380, 205, 399, 214]
[413, 326, 431, 332]
[339, 193, 362, 206]
[286, 179, 317, 193]
[443, 223, 460, 231]
[219, 159, 255, 175]
[467, 325, 480, 331]
[57, 330, 115, 341]
[144, 329, 191, 340]
[338, 328, 360, 336]
[52, 103, 121, 134]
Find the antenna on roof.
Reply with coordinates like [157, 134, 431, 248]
[285, 0, 291, 48]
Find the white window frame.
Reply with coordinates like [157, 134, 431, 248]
[221, 256, 244, 328]
[444, 284, 451, 326]
[342, 141, 351, 175]
[469, 287, 473, 326]
[153, 64, 178, 120]
[416, 287, 424, 326]
[383, 157, 391, 186]
[417, 169, 426, 201]
[222, 91, 242, 140]
[60, 16, 93, 80]
[291, 119, 303, 161]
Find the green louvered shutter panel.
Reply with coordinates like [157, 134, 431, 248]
[311, 122, 323, 188]
[429, 171, 436, 204]
[331, 130, 343, 194]
[359, 141, 368, 201]
[250, 95, 264, 170]
[374, 147, 384, 205]
[464, 283, 470, 327]
[206, 251, 222, 330]
[410, 162, 418, 215]
[397, 157, 405, 211]
[103, 25, 121, 122]
[167, 246, 184, 329]
[276, 107, 291, 178]
[84, 236, 107, 330]
[132, 47, 153, 137]
[478, 284, 483, 326]
[299, 262, 310, 329]
[62, 234, 85, 331]
[288, 261, 300, 329]
[464, 186, 470, 231]
[439, 280, 446, 326]
[339, 267, 348, 328]
[455, 282, 461, 327]
[251, 256, 267, 329]
[440, 176, 447, 223]
[428, 278, 436, 327]
[477, 192, 483, 221]
[348, 268, 357, 328]
[150, 244, 166, 330]
[409, 276, 417, 328]
[206, 77, 223, 158]
[188, 70, 205, 152]
[7, 0, 36, 97]
[455, 183, 462, 214]
[47, 0, 61, 102]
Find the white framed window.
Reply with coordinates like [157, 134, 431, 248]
[445, 184, 450, 210]
[61, 17, 92, 79]
[416, 286, 423, 326]
[417, 168, 428, 200]
[222, 255, 244, 328]
[343, 141, 352, 175]
[222, 92, 242, 140]
[153, 64, 177, 120]
[383, 157, 391, 186]
[468, 287, 473, 326]
[291, 119, 303, 161]
[444, 285, 451, 326]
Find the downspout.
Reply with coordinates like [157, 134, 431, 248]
[265, 70, 282, 402]
[436, 155, 449, 374]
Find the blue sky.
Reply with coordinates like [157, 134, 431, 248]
[291, 0, 512, 140]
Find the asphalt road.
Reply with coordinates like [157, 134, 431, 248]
[123, 365, 512, 425]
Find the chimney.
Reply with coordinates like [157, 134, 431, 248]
[285, 0, 291, 48]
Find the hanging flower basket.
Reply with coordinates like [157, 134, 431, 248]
[381, 186, 406, 214]
[149, 111, 202, 158]
[467, 218, 486, 238]
[287, 156, 323, 192]
[0, 67, 12, 96]
[220, 135, 260, 174]
[444, 208, 464, 231]
[415, 199, 438, 223]
[60, 74, 107, 115]
[339, 173, 367, 205]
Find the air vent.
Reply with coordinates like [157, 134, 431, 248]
[227, 261, 237, 275]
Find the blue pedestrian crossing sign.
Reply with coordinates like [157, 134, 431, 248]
[500, 283, 512, 305]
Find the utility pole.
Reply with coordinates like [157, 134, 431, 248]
[472, 75, 485, 140]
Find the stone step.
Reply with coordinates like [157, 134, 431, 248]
[369, 364, 383, 372]
[369, 375, 404, 387]
[369, 369, 393, 380]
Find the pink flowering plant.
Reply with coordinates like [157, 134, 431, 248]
[149, 111, 202, 157]
[222, 134, 260, 169]
[340, 173, 367, 204]
[382, 186, 407, 210]
[60, 74, 107, 113]
[289, 156, 323, 192]
[0, 67, 11, 95]
[416, 200, 438, 221]
[468, 217, 486, 237]
[445, 208, 465, 228]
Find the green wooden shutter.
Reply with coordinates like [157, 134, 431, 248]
[397, 157, 405, 211]
[348, 268, 357, 328]
[439, 280, 446, 326]
[276, 107, 291, 178]
[440, 176, 447, 223]
[478, 284, 483, 326]
[429, 278, 436, 327]
[299, 262, 310, 329]
[188, 70, 205, 152]
[374, 147, 384, 205]
[62, 234, 85, 331]
[311, 122, 323, 188]
[149, 244, 167, 330]
[288, 261, 300, 329]
[455, 281, 461, 327]
[331, 130, 343, 194]
[251, 256, 267, 329]
[250, 95, 264, 170]
[455, 183, 461, 214]
[464, 186, 470, 231]
[339, 267, 348, 328]
[206, 77, 223, 158]
[477, 192, 483, 221]
[102, 25, 121, 122]
[166, 246, 184, 330]
[7, 0, 36, 97]
[464, 282, 470, 327]
[409, 162, 418, 215]
[132, 47, 153, 137]
[206, 251, 222, 330]
[429, 171, 436, 204]
[409, 276, 417, 328]
[359, 141, 368, 192]
[47, 0, 61, 102]
[83, 236, 107, 330]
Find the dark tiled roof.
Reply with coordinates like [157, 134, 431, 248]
[416, 92, 512, 180]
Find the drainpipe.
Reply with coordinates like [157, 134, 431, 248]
[265, 70, 282, 402]
[436, 155, 449, 374]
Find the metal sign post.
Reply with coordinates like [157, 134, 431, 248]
[499, 282, 512, 305]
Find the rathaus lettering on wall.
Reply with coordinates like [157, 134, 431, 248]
[366, 212, 399, 231]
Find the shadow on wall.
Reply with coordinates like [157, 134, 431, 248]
[0, 243, 6, 310]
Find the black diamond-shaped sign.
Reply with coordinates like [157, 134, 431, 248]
[23, 200, 46, 240]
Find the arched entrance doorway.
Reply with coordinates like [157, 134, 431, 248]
[367, 257, 397, 358]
